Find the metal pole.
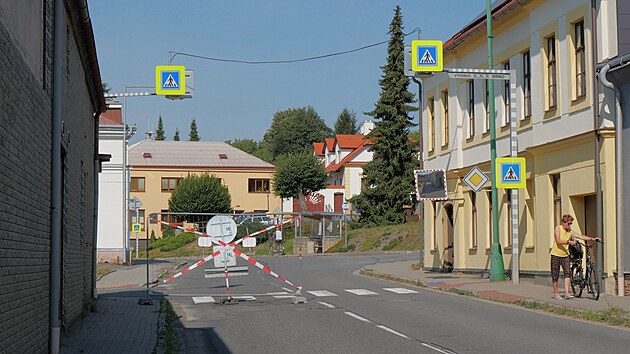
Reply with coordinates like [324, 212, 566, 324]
[509, 70, 519, 284]
[122, 85, 128, 265]
[135, 208, 139, 259]
[344, 213, 348, 247]
[299, 215, 303, 290]
[487, 0, 506, 281]
[412, 76, 424, 269]
[146, 217, 150, 300]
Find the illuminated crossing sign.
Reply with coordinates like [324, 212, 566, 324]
[155, 65, 186, 95]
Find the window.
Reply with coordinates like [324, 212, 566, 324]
[161, 209, 177, 231]
[468, 81, 475, 137]
[503, 61, 511, 126]
[487, 192, 493, 248]
[161, 177, 180, 192]
[428, 98, 435, 151]
[485, 80, 490, 132]
[360, 176, 368, 191]
[547, 35, 557, 109]
[248, 178, 270, 193]
[471, 192, 478, 248]
[523, 51, 531, 118]
[432, 201, 437, 250]
[130, 177, 145, 192]
[505, 191, 513, 247]
[574, 21, 586, 98]
[441, 90, 449, 147]
[129, 209, 145, 231]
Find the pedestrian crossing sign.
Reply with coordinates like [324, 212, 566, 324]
[132, 223, 142, 232]
[155, 65, 186, 95]
[411, 40, 443, 72]
[496, 157, 526, 189]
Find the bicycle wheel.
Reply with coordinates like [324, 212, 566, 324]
[587, 266, 600, 300]
[570, 265, 584, 298]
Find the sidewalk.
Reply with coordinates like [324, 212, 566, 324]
[60, 260, 178, 354]
[360, 260, 630, 313]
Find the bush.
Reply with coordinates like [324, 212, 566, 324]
[148, 232, 196, 252]
[337, 244, 356, 253]
[162, 226, 175, 238]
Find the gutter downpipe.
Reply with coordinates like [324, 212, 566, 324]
[50, 0, 63, 351]
[599, 62, 624, 296]
[590, 0, 604, 295]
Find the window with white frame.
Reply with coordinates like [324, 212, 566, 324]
[574, 20, 586, 99]
[441, 90, 449, 147]
[468, 81, 475, 138]
[546, 35, 557, 109]
[485, 80, 490, 132]
[503, 61, 510, 127]
[523, 51, 531, 118]
[428, 97, 435, 152]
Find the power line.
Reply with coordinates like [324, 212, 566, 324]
[170, 28, 420, 65]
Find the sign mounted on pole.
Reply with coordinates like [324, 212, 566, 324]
[414, 169, 447, 200]
[411, 40, 443, 72]
[496, 157, 526, 189]
[155, 65, 186, 95]
[463, 166, 489, 193]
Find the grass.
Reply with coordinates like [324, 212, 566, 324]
[327, 220, 420, 253]
[154, 298, 180, 354]
[522, 302, 630, 328]
[96, 266, 113, 279]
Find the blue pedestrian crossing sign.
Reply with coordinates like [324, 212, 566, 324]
[411, 40, 443, 72]
[496, 157, 526, 189]
[155, 65, 186, 95]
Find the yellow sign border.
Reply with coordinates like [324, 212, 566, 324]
[155, 65, 186, 95]
[411, 40, 443, 72]
[132, 223, 142, 232]
[496, 157, 526, 189]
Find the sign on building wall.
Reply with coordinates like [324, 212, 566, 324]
[415, 169, 447, 200]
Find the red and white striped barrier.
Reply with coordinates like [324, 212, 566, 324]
[150, 215, 302, 292]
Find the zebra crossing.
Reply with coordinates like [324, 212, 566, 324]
[191, 287, 419, 304]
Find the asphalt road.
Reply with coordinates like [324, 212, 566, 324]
[154, 253, 630, 353]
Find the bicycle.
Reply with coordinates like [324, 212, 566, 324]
[569, 239, 600, 300]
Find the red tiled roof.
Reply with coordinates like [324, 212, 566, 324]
[324, 138, 335, 151]
[313, 142, 325, 156]
[325, 140, 372, 173]
[335, 134, 366, 149]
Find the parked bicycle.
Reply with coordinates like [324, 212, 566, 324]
[569, 239, 600, 300]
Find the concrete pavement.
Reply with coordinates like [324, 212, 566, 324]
[60, 256, 630, 353]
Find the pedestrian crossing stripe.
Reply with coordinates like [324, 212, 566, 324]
[345, 289, 379, 296]
[192, 296, 215, 304]
[307, 290, 338, 297]
[383, 288, 418, 294]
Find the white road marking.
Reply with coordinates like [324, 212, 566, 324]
[267, 292, 290, 295]
[318, 302, 335, 309]
[344, 311, 372, 323]
[383, 287, 418, 294]
[234, 296, 256, 301]
[307, 290, 338, 297]
[377, 325, 411, 339]
[273, 295, 295, 299]
[281, 287, 293, 292]
[192, 296, 215, 304]
[345, 289, 379, 296]
[421, 342, 453, 354]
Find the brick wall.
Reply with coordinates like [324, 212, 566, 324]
[0, 1, 97, 352]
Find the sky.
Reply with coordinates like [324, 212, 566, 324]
[89, 1, 484, 145]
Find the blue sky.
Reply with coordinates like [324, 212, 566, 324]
[90, 1, 484, 144]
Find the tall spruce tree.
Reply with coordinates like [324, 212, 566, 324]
[155, 115, 166, 141]
[334, 108, 359, 135]
[350, 6, 417, 226]
[173, 128, 180, 141]
[189, 119, 200, 141]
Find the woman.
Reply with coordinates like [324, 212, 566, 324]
[551, 214, 600, 300]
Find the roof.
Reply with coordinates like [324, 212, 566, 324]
[99, 107, 122, 125]
[313, 142, 325, 156]
[128, 140, 275, 169]
[335, 134, 367, 149]
[324, 138, 335, 152]
[325, 140, 372, 173]
[444, 0, 528, 53]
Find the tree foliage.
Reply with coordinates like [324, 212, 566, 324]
[168, 173, 232, 214]
[155, 115, 166, 141]
[173, 128, 180, 141]
[272, 152, 327, 211]
[334, 108, 359, 135]
[262, 106, 332, 160]
[350, 6, 418, 226]
[189, 119, 200, 141]
[226, 138, 259, 155]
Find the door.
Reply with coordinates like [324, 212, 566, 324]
[443, 204, 454, 272]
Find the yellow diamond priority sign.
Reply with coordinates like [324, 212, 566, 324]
[463, 166, 489, 193]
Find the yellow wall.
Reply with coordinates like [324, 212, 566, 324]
[130, 167, 281, 238]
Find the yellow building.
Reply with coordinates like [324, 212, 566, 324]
[420, 0, 621, 292]
[128, 139, 281, 238]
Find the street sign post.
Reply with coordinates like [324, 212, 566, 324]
[128, 197, 143, 259]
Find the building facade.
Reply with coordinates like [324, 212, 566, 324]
[128, 140, 281, 238]
[420, 0, 623, 292]
[0, 1, 105, 352]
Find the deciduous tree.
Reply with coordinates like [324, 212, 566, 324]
[272, 152, 327, 212]
[168, 173, 232, 215]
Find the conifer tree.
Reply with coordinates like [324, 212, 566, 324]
[334, 108, 359, 135]
[350, 6, 417, 226]
[155, 115, 166, 141]
[189, 119, 200, 141]
[173, 128, 180, 141]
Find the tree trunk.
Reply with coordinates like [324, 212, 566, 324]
[297, 192, 308, 213]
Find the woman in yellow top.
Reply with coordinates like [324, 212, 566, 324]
[551, 214, 600, 300]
